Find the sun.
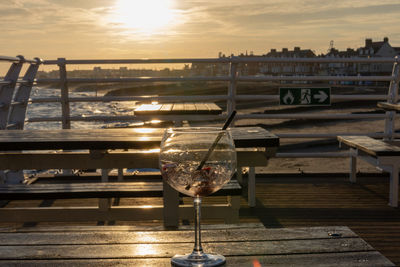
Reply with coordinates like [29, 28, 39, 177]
[110, 0, 175, 33]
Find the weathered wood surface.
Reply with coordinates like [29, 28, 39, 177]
[0, 223, 266, 233]
[0, 149, 271, 170]
[0, 127, 279, 151]
[0, 226, 359, 244]
[0, 252, 391, 267]
[377, 102, 400, 112]
[134, 102, 222, 115]
[0, 226, 394, 266]
[0, 180, 242, 200]
[338, 135, 400, 156]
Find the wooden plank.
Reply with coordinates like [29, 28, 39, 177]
[0, 259, 171, 267]
[338, 136, 400, 156]
[0, 206, 165, 222]
[226, 252, 395, 267]
[171, 103, 184, 114]
[183, 103, 196, 114]
[0, 238, 374, 259]
[0, 227, 358, 245]
[193, 103, 208, 114]
[232, 127, 280, 148]
[159, 103, 173, 113]
[135, 102, 220, 115]
[0, 151, 159, 170]
[205, 103, 222, 114]
[0, 150, 270, 171]
[0, 128, 163, 150]
[0, 180, 241, 200]
[0, 223, 266, 233]
[0, 127, 279, 150]
[134, 104, 162, 115]
[0, 182, 164, 199]
[0, 252, 393, 267]
[378, 102, 400, 112]
[0, 203, 237, 222]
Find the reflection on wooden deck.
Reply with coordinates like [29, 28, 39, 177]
[1, 173, 400, 265]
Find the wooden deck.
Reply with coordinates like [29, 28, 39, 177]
[1, 173, 400, 265]
[242, 173, 400, 266]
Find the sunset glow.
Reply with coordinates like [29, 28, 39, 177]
[0, 1, 400, 65]
[109, 0, 176, 34]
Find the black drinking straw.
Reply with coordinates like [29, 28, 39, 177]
[196, 110, 237, 170]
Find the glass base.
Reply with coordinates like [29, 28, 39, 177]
[171, 252, 226, 267]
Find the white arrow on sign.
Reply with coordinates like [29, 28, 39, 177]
[313, 90, 328, 103]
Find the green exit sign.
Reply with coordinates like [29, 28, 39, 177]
[279, 88, 331, 106]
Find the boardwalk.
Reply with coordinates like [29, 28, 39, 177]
[1, 172, 400, 265]
[239, 173, 400, 265]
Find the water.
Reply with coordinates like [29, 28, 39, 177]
[25, 87, 139, 130]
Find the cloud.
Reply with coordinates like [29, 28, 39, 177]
[170, 0, 400, 52]
[1, 0, 399, 60]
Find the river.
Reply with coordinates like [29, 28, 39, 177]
[25, 87, 138, 130]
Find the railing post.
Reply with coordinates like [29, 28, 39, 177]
[7, 57, 43, 130]
[388, 56, 400, 103]
[58, 58, 71, 129]
[0, 55, 24, 129]
[0, 55, 24, 184]
[384, 57, 400, 140]
[228, 58, 238, 121]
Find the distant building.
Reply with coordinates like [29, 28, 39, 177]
[36, 37, 400, 81]
[236, 51, 261, 76]
[321, 47, 358, 76]
[260, 47, 317, 75]
[191, 53, 229, 76]
[357, 37, 398, 75]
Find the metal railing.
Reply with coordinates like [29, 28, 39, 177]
[1, 55, 400, 159]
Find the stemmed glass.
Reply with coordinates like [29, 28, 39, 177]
[160, 127, 236, 267]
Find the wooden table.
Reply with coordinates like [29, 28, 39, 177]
[0, 127, 279, 226]
[0, 225, 394, 266]
[134, 102, 222, 126]
[134, 102, 222, 115]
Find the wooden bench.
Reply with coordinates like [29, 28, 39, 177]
[0, 180, 242, 224]
[377, 102, 400, 112]
[338, 135, 400, 207]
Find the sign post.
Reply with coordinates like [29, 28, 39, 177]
[279, 88, 331, 106]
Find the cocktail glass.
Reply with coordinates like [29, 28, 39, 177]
[160, 127, 236, 267]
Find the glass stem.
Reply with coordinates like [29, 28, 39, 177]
[193, 196, 203, 254]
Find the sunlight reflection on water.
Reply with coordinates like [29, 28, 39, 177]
[25, 87, 138, 130]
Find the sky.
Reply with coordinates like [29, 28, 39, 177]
[1, 0, 400, 66]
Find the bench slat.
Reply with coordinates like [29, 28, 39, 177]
[0, 180, 242, 200]
[377, 102, 400, 112]
[0, 127, 279, 151]
[338, 136, 400, 156]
